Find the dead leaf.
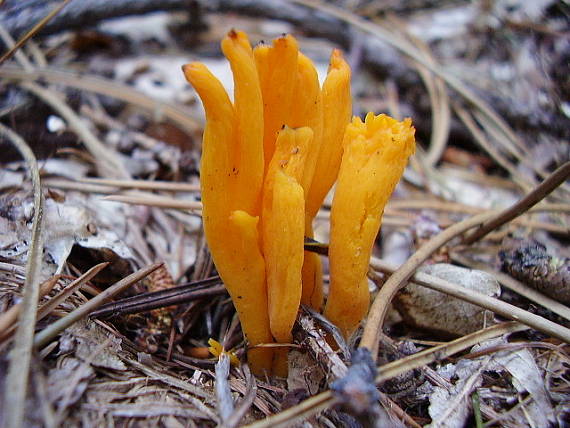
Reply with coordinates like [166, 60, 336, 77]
[472, 337, 556, 426]
[59, 320, 127, 371]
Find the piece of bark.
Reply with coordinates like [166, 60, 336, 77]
[500, 237, 570, 305]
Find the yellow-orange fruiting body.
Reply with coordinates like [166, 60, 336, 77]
[294, 52, 323, 198]
[325, 113, 415, 338]
[182, 32, 273, 375]
[306, 49, 352, 219]
[300, 243, 324, 309]
[255, 35, 299, 170]
[262, 127, 311, 343]
[183, 29, 413, 375]
[301, 49, 352, 310]
[254, 38, 332, 313]
[221, 30, 265, 215]
[289, 53, 322, 141]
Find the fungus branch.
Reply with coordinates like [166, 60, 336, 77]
[325, 113, 415, 338]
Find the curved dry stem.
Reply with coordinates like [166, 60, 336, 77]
[360, 211, 497, 357]
[370, 258, 570, 343]
[0, 65, 199, 135]
[21, 82, 130, 179]
[463, 161, 570, 244]
[361, 161, 570, 356]
[34, 263, 163, 348]
[245, 322, 526, 428]
[0, 123, 45, 428]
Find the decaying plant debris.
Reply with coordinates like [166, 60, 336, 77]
[1, 1, 569, 427]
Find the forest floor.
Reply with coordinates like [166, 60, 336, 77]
[0, 1, 569, 427]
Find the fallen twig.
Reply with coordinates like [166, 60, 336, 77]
[33, 263, 163, 348]
[370, 258, 570, 343]
[360, 211, 496, 357]
[90, 276, 224, 319]
[245, 322, 527, 428]
[463, 161, 570, 244]
[0, 0, 72, 66]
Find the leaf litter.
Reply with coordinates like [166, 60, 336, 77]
[0, 1, 569, 426]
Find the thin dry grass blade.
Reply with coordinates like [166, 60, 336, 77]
[0, 65, 199, 134]
[79, 177, 200, 192]
[0, 0, 72, 66]
[0, 123, 45, 428]
[33, 263, 163, 348]
[102, 194, 202, 211]
[36, 263, 110, 320]
[0, 276, 59, 339]
[370, 258, 570, 343]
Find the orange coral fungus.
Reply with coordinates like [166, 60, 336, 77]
[302, 49, 352, 310]
[262, 126, 311, 344]
[262, 126, 311, 376]
[182, 31, 272, 374]
[324, 113, 416, 338]
[183, 28, 414, 375]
